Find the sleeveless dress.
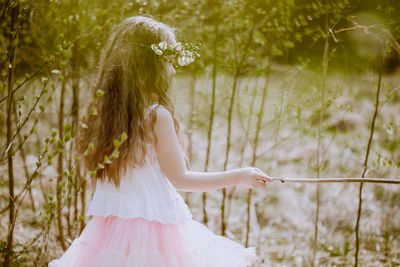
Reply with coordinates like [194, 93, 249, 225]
[48, 104, 258, 267]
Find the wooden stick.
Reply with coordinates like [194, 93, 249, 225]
[269, 177, 400, 184]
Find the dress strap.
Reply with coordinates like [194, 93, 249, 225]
[149, 103, 159, 111]
[147, 103, 159, 113]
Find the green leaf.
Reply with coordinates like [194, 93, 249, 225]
[104, 156, 112, 164]
[272, 47, 283, 56]
[88, 142, 94, 150]
[113, 139, 121, 148]
[111, 150, 120, 159]
[120, 132, 128, 142]
[96, 89, 105, 97]
[64, 133, 71, 142]
[90, 107, 98, 116]
[63, 123, 72, 132]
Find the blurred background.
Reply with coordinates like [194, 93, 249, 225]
[0, 0, 399, 266]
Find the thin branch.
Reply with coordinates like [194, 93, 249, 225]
[0, 0, 11, 26]
[0, 74, 52, 163]
[0, 62, 48, 105]
[270, 177, 400, 184]
[332, 21, 400, 56]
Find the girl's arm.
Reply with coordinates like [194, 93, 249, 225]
[153, 105, 272, 192]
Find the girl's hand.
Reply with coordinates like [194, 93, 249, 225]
[237, 167, 273, 189]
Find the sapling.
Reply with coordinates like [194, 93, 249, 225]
[245, 66, 269, 247]
[312, 13, 330, 267]
[184, 72, 197, 206]
[13, 99, 36, 212]
[56, 68, 68, 250]
[354, 43, 388, 267]
[4, 4, 19, 266]
[202, 24, 219, 225]
[220, 18, 264, 236]
[226, 78, 258, 224]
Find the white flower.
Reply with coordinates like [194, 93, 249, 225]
[183, 57, 189, 65]
[151, 44, 157, 51]
[51, 69, 61, 75]
[158, 41, 168, 50]
[177, 56, 186, 66]
[155, 49, 163, 55]
[185, 57, 192, 65]
[174, 42, 183, 52]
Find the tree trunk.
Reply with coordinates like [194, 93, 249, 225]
[202, 23, 219, 225]
[185, 73, 197, 205]
[312, 14, 329, 267]
[354, 44, 386, 267]
[221, 65, 241, 236]
[4, 4, 19, 266]
[56, 69, 67, 250]
[221, 20, 258, 236]
[71, 65, 81, 233]
[245, 67, 269, 247]
[226, 78, 258, 228]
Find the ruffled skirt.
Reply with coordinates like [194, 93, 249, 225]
[48, 215, 258, 267]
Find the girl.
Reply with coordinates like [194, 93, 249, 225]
[49, 15, 272, 267]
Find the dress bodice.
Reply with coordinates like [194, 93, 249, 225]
[86, 104, 193, 224]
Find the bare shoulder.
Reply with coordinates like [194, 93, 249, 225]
[153, 105, 174, 128]
[153, 104, 170, 117]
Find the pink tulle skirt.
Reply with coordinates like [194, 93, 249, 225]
[49, 215, 258, 267]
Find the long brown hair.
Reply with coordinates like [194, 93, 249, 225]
[75, 16, 183, 188]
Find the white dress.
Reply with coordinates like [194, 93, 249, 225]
[49, 104, 258, 267]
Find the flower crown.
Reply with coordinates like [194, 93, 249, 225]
[151, 41, 201, 68]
